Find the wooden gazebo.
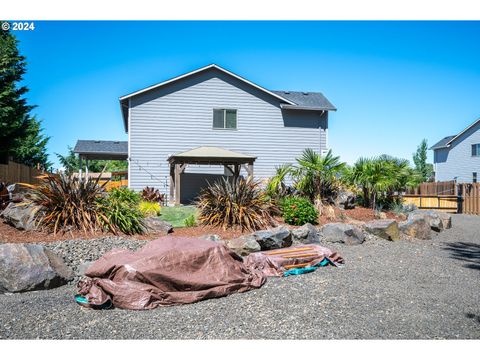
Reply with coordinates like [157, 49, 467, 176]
[167, 146, 256, 205]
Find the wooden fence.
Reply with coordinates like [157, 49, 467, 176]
[403, 181, 480, 215]
[459, 183, 480, 215]
[406, 180, 457, 195]
[402, 195, 459, 213]
[0, 161, 46, 185]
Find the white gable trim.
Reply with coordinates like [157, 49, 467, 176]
[446, 118, 480, 147]
[119, 64, 297, 105]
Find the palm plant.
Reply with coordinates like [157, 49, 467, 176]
[292, 149, 346, 202]
[265, 164, 293, 198]
[346, 155, 422, 209]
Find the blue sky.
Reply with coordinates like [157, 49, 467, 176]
[14, 21, 480, 168]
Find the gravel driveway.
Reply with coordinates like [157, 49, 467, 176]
[1, 214, 479, 339]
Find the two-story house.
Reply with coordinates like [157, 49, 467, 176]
[431, 118, 480, 183]
[77, 64, 336, 204]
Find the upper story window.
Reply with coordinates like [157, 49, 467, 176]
[472, 144, 480, 156]
[213, 109, 237, 129]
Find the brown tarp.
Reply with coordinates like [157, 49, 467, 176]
[244, 244, 344, 277]
[77, 237, 266, 310]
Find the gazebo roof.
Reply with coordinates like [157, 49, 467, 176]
[168, 146, 256, 164]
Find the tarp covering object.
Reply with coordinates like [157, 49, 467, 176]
[244, 244, 344, 277]
[77, 237, 266, 310]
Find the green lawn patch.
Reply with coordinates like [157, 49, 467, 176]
[159, 205, 198, 228]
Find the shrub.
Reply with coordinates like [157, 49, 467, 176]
[281, 196, 318, 226]
[22, 173, 111, 234]
[184, 214, 196, 227]
[141, 186, 165, 204]
[196, 177, 277, 232]
[97, 191, 145, 235]
[107, 187, 141, 205]
[138, 201, 161, 217]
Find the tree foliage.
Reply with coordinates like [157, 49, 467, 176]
[345, 155, 423, 209]
[56, 146, 128, 175]
[0, 29, 50, 167]
[413, 139, 434, 181]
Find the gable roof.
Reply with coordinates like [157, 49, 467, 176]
[430, 135, 456, 150]
[430, 118, 480, 150]
[272, 90, 337, 111]
[119, 64, 335, 132]
[73, 140, 128, 160]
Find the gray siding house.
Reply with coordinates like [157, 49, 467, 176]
[431, 118, 480, 183]
[119, 64, 336, 203]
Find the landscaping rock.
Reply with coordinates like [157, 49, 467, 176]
[320, 223, 365, 245]
[226, 235, 261, 256]
[0, 243, 73, 293]
[365, 219, 400, 241]
[335, 191, 356, 210]
[399, 217, 432, 240]
[0, 202, 42, 231]
[143, 217, 173, 235]
[199, 234, 223, 243]
[252, 226, 292, 250]
[291, 223, 320, 244]
[375, 211, 387, 220]
[408, 210, 452, 232]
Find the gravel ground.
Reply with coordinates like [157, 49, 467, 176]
[1, 214, 480, 339]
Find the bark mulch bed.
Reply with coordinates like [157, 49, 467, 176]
[0, 206, 404, 244]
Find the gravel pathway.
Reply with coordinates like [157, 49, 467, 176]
[1, 214, 480, 339]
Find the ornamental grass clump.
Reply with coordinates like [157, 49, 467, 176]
[138, 200, 161, 217]
[97, 188, 145, 235]
[22, 173, 112, 235]
[196, 177, 277, 232]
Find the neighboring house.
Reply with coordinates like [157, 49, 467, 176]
[431, 118, 480, 183]
[118, 64, 336, 203]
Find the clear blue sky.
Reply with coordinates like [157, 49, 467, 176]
[15, 21, 480, 169]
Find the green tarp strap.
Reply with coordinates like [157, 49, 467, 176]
[283, 258, 332, 277]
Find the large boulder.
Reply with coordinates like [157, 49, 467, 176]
[399, 217, 432, 240]
[365, 219, 400, 241]
[321, 223, 365, 245]
[226, 235, 261, 256]
[335, 191, 356, 210]
[291, 223, 320, 244]
[0, 243, 73, 293]
[0, 202, 42, 231]
[252, 226, 292, 250]
[143, 217, 173, 235]
[408, 210, 452, 232]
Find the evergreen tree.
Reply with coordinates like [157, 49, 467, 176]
[0, 29, 50, 167]
[413, 139, 434, 182]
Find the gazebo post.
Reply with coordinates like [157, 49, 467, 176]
[247, 162, 254, 179]
[169, 163, 175, 205]
[233, 164, 240, 180]
[85, 158, 89, 179]
[174, 164, 180, 205]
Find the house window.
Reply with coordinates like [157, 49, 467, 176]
[472, 144, 480, 156]
[474, 172, 478, 183]
[213, 109, 237, 129]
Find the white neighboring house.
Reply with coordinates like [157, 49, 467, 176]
[431, 118, 480, 183]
